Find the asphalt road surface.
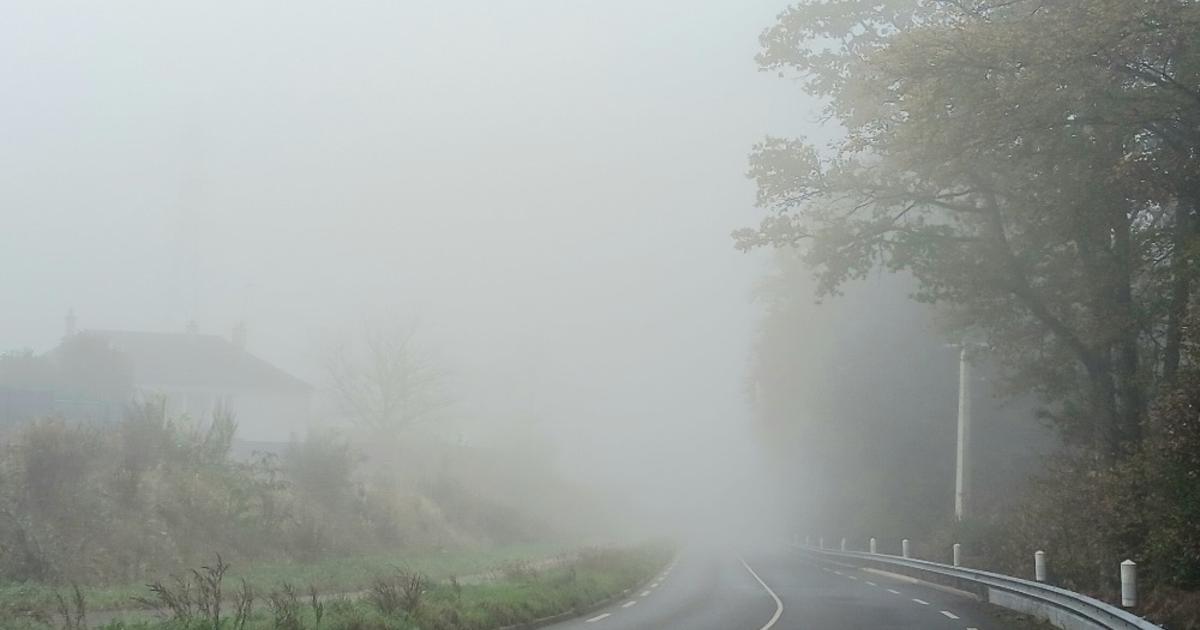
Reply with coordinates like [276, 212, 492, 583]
[546, 544, 1043, 630]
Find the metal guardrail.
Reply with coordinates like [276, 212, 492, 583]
[794, 545, 1160, 630]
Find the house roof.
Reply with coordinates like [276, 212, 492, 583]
[80, 330, 311, 393]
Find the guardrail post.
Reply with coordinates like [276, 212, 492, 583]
[953, 543, 961, 567]
[869, 537, 877, 554]
[840, 537, 847, 551]
[1121, 560, 1137, 608]
[1035, 550, 1047, 582]
[902, 539, 910, 558]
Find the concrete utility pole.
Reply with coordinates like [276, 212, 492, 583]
[955, 344, 973, 522]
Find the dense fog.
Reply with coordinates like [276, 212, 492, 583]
[1, 2, 817, 545]
[6, 4, 1197, 627]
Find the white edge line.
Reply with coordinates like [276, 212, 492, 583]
[585, 612, 611, 622]
[740, 557, 784, 630]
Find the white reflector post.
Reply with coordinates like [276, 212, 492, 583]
[1121, 560, 1137, 608]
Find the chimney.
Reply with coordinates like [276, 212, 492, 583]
[231, 321, 247, 350]
[65, 308, 77, 338]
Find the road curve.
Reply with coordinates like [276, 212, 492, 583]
[544, 544, 1043, 630]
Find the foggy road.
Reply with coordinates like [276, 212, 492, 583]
[546, 545, 1039, 630]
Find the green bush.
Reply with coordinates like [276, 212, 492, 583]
[926, 368, 1200, 625]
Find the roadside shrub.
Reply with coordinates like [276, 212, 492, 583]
[133, 556, 233, 626]
[932, 368, 1200, 625]
[54, 585, 85, 630]
[134, 576, 195, 622]
[368, 569, 425, 617]
[268, 583, 303, 630]
[367, 573, 403, 617]
[232, 579, 254, 630]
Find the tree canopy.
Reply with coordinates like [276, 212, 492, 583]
[739, 0, 1200, 460]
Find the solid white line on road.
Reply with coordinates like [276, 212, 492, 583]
[886, 589, 901, 595]
[621, 600, 637, 608]
[911, 598, 930, 605]
[585, 613, 610, 622]
[640, 590, 651, 597]
[940, 610, 959, 619]
[865, 581, 877, 586]
[740, 557, 784, 630]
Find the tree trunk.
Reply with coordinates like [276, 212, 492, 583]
[1084, 353, 1122, 461]
[1111, 216, 1142, 454]
[1163, 200, 1191, 384]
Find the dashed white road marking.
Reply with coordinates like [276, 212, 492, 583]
[740, 557, 784, 630]
[940, 610, 959, 619]
[585, 613, 611, 622]
[845, 575, 858, 581]
[640, 590, 651, 597]
[621, 600, 637, 608]
[911, 598, 930, 605]
[886, 589, 901, 595]
[650, 581, 660, 588]
[864, 581, 877, 586]
[833, 570, 843, 576]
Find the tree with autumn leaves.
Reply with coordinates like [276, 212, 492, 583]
[742, 0, 1200, 609]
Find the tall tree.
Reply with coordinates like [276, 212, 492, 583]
[738, 0, 1200, 460]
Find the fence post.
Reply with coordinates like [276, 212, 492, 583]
[840, 537, 847, 551]
[1121, 560, 1137, 608]
[870, 537, 877, 554]
[902, 539, 910, 558]
[1034, 550, 1047, 582]
[953, 543, 961, 567]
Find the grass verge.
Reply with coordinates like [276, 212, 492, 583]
[0, 544, 565, 623]
[10, 543, 670, 630]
